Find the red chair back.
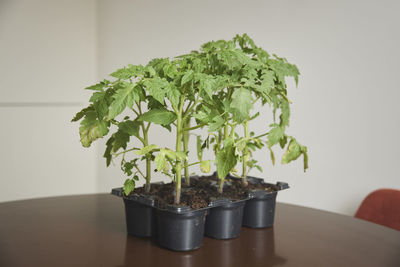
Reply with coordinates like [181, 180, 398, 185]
[355, 189, 400, 231]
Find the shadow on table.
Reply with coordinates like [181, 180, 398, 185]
[118, 227, 286, 267]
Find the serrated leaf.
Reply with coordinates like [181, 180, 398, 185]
[119, 120, 140, 138]
[103, 136, 115, 167]
[144, 78, 167, 104]
[155, 152, 167, 172]
[79, 111, 109, 147]
[161, 149, 187, 161]
[123, 160, 135, 176]
[145, 65, 156, 77]
[279, 135, 288, 149]
[230, 87, 253, 123]
[163, 64, 178, 78]
[112, 130, 129, 153]
[134, 144, 159, 155]
[281, 138, 302, 164]
[216, 138, 237, 179]
[108, 83, 137, 119]
[199, 75, 214, 98]
[123, 179, 135, 196]
[200, 160, 211, 173]
[279, 100, 290, 127]
[89, 91, 106, 103]
[268, 126, 284, 147]
[260, 70, 275, 91]
[71, 106, 93, 122]
[138, 108, 176, 126]
[236, 138, 248, 152]
[93, 97, 108, 120]
[85, 82, 106, 91]
[111, 65, 144, 80]
[165, 84, 181, 108]
[147, 96, 165, 110]
[111, 68, 132, 80]
[181, 70, 194, 85]
[208, 115, 225, 132]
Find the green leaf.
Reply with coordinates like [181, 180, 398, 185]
[302, 146, 309, 172]
[267, 145, 275, 165]
[165, 84, 181, 108]
[200, 160, 211, 173]
[216, 138, 237, 179]
[119, 120, 140, 138]
[93, 97, 109, 120]
[79, 111, 109, 147]
[255, 165, 263, 172]
[85, 82, 106, 91]
[281, 138, 302, 165]
[181, 70, 194, 85]
[230, 87, 253, 123]
[208, 115, 225, 132]
[279, 100, 290, 127]
[155, 152, 167, 172]
[145, 65, 156, 77]
[71, 106, 93, 122]
[123, 179, 135, 196]
[108, 83, 137, 119]
[167, 150, 187, 160]
[163, 63, 178, 78]
[134, 144, 159, 155]
[112, 130, 129, 153]
[111, 68, 132, 80]
[110, 65, 144, 80]
[143, 78, 167, 104]
[268, 126, 284, 147]
[103, 136, 115, 167]
[123, 160, 138, 176]
[199, 75, 215, 98]
[260, 70, 275, 91]
[138, 108, 176, 126]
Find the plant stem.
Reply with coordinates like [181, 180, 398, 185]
[253, 132, 269, 139]
[174, 96, 185, 205]
[224, 123, 229, 139]
[242, 121, 249, 186]
[230, 124, 236, 138]
[142, 123, 151, 193]
[186, 161, 202, 167]
[183, 119, 190, 186]
[217, 123, 230, 194]
[218, 177, 224, 194]
[182, 122, 206, 132]
[112, 147, 141, 157]
[216, 130, 222, 153]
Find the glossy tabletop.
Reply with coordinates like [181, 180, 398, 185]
[1, 194, 399, 267]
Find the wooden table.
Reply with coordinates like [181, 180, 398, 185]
[1, 194, 399, 267]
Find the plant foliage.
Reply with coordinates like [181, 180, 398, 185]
[73, 34, 308, 204]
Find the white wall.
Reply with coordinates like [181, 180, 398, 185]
[96, 0, 400, 215]
[0, 0, 98, 202]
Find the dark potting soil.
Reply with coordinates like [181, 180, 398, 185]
[133, 174, 273, 209]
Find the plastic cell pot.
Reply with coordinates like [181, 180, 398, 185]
[155, 206, 207, 251]
[242, 191, 277, 228]
[123, 198, 156, 237]
[205, 200, 246, 239]
[112, 188, 156, 238]
[242, 180, 289, 228]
